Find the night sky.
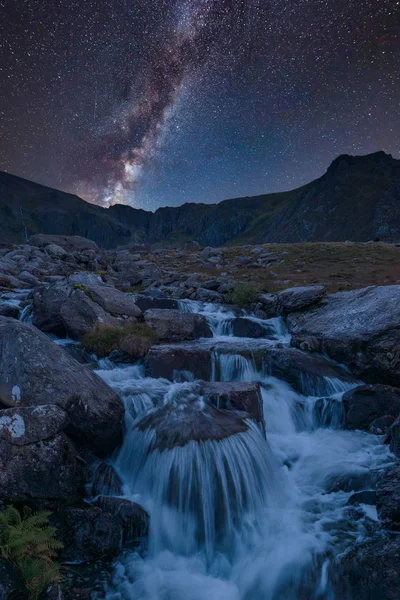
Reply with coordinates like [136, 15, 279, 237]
[0, 0, 399, 210]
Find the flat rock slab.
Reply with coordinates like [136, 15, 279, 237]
[288, 285, 400, 386]
[144, 308, 212, 342]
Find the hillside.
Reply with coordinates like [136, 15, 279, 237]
[0, 151, 399, 248]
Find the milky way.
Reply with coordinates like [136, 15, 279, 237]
[0, 0, 399, 209]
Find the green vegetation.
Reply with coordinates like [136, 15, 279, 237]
[73, 284, 95, 301]
[228, 283, 261, 307]
[81, 323, 159, 358]
[0, 506, 63, 599]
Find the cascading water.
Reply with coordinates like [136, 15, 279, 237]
[95, 299, 394, 600]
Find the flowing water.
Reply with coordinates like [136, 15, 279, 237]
[14, 293, 391, 600]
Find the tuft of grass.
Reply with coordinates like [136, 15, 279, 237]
[73, 284, 95, 301]
[0, 505, 63, 600]
[81, 323, 159, 358]
[227, 283, 262, 308]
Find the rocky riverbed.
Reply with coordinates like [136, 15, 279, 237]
[0, 234, 400, 600]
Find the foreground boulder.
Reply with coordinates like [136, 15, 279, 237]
[342, 384, 400, 431]
[288, 285, 400, 386]
[144, 309, 212, 342]
[230, 317, 273, 338]
[0, 432, 83, 507]
[95, 496, 149, 545]
[0, 318, 124, 455]
[278, 285, 326, 313]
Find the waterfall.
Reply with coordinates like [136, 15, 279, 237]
[94, 298, 393, 600]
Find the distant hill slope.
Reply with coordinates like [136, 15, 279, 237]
[1, 151, 399, 248]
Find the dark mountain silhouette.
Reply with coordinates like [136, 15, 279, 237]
[1, 151, 399, 248]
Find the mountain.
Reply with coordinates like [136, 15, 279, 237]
[1, 151, 399, 248]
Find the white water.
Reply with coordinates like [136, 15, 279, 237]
[92, 300, 394, 599]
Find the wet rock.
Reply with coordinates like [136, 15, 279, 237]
[0, 318, 124, 455]
[144, 309, 212, 342]
[343, 384, 400, 430]
[230, 317, 273, 338]
[194, 288, 223, 303]
[278, 285, 326, 313]
[85, 285, 142, 318]
[288, 285, 400, 386]
[144, 343, 212, 380]
[53, 506, 122, 564]
[18, 270, 40, 287]
[346, 490, 376, 506]
[134, 295, 179, 311]
[32, 286, 68, 336]
[389, 414, 400, 457]
[202, 381, 264, 430]
[369, 415, 396, 434]
[376, 466, 400, 526]
[0, 432, 84, 507]
[136, 399, 248, 450]
[95, 496, 149, 545]
[334, 535, 400, 600]
[89, 462, 123, 497]
[0, 405, 68, 446]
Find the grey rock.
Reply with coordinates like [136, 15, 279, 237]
[32, 286, 68, 336]
[0, 318, 124, 455]
[45, 243, 68, 258]
[30, 234, 99, 251]
[257, 293, 278, 317]
[230, 317, 273, 338]
[134, 295, 179, 311]
[0, 304, 20, 319]
[389, 414, 400, 457]
[288, 285, 400, 385]
[278, 285, 326, 313]
[0, 432, 83, 507]
[18, 270, 40, 286]
[144, 309, 212, 342]
[85, 285, 142, 318]
[95, 496, 149, 545]
[0, 405, 68, 446]
[202, 381, 264, 430]
[342, 384, 400, 430]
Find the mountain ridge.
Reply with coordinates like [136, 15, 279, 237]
[1, 150, 399, 248]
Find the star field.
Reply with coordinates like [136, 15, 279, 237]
[0, 0, 399, 210]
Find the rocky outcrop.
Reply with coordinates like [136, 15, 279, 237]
[0, 318, 124, 455]
[144, 309, 212, 342]
[230, 317, 273, 338]
[277, 285, 326, 313]
[342, 384, 400, 431]
[389, 414, 400, 457]
[288, 285, 400, 386]
[94, 497, 149, 545]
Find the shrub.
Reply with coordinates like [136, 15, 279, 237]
[0, 506, 63, 599]
[81, 323, 159, 358]
[228, 283, 260, 308]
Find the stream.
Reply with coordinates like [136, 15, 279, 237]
[87, 300, 393, 600]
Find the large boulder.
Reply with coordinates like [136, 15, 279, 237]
[59, 290, 120, 340]
[0, 318, 124, 455]
[144, 343, 213, 380]
[53, 506, 122, 564]
[136, 400, 248, 451]
[32, 286, 68, 336]
[230, 317, 273, 338]
[134, 295, 179, 311]
[84, 285, 142, 318]
[288, 285, 400, 386]
[0, 405, 68, 445]
[342, 384, 400, 430]
[376, 467, 400, 527]
[144, 309, 212, 342]
[333, 535, 400, 600]
[278, 285, 326, 313]
[0, 432, 83, 507]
